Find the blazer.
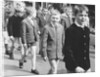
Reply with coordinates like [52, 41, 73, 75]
[63, 23, 90, 71]
[21, 17, 39, 44]
[41, 23, 65, 60]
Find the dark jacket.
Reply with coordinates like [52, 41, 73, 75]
[21, 17, 39, 44]
[63, 23, 90, 71]
[7, 15, 24, 37]
[41, 23, 65, 60]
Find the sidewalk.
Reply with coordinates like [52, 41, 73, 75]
[4, 50, 95, 76]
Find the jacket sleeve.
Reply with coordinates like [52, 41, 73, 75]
[33, 26, 39, 42]
[7, 17, 13, 36]
[21, 21, 27, 44]
[63, 28, 78, 69]
[62, 26, 65, 47]
[40, 27, 48, 57]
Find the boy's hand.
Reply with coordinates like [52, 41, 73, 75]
[75, 66, 85, 73]
[86, 68, 91, 72]
[10, 36, 14, 41]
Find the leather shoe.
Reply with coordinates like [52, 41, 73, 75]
[31, 69, 39, 74]
[19, 62, 23, 68]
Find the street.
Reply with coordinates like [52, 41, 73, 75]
[4, 49, 95, 76]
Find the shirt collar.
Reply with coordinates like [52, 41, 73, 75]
[75, 21, 85, 28]
[50, 22, 55, 27]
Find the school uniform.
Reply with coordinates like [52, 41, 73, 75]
[63, 22, 90, 72]
[21, 17, 39, 45]
[20, 17, 39, 72]
[41, 22, 65, 74]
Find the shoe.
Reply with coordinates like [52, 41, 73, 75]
[5, 50, 9, 55]
[19, 62, 23, 68]
[31, 69, 39, 74]
[48, 69, 57, 74]
[24, 59, 27, 63]
[9, 53, 14, 59]
[48, 69, 52, 74]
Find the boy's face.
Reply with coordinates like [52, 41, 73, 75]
[42, 9, 48, 16]
[5, 2, 14, 16]
[64, 7, 73, 17]
[76, 11, 88, 25]
[51, 14, 60, 24]
[15, 2, 25, 17]
[16, 11, 25, 17]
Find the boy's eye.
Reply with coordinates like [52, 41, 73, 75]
[79, 14, 88, 17]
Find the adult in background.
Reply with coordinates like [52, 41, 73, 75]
[37, 8, 50, 35]
[61, 5, 73, 31]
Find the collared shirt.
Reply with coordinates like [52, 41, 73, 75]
[75, 21, 85, 29]
[50, 22, 55, 28]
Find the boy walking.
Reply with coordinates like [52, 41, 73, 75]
[41, 9, 65, 74]
[63, 5, 91, 73]
[19, 2, 39, 74]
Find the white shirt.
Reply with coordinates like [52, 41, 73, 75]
[75, 21, 85, 28]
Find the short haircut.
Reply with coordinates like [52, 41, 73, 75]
[51, 9, 61, 16]
[42, 8, 48, 12]
[24, 1, 33, 7]
[63, 4, 73, 11]
[74, 5, 89, 16]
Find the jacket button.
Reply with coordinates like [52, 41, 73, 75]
[84, 57, 86, 60]
[84, 50, 86, 53]
[83, 35, 86, 38]
[84, 43, 86, 45]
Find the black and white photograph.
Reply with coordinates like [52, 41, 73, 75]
[1, 0, 95, 76]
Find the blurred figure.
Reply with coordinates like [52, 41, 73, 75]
[63, 5, 91, 73]
[7, 1, 25, 59]
[40, 10, 65, 74]
[19, 2, 39, 74]
[61, 5, 73, 31]
[3, 0, 14, 55]
[48, 4, 55, 14]
[38, 8, 50, 34]
[37, 8, 50, 54]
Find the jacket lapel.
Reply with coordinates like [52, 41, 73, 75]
[26, 17, 34, 27]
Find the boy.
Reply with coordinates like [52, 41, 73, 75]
[7, 1, 25, 59]
[63, 5, 91, 73]
[41, 9, 65, 74]
[19, 2, 39, 74]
